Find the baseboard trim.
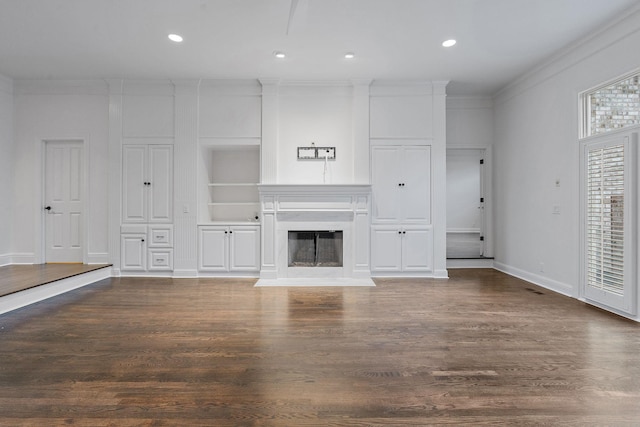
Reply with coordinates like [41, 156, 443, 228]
[447, 258, 494, 269]
[172, 269, 199, 278]
[87, 252, 110, 264]
[11, 253, 37, 264]
[0, 254, 10, 267]
[493, 262, 573, 297]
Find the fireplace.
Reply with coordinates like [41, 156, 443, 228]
[256, 184, 374, 286]
[288, 231, 343, 267]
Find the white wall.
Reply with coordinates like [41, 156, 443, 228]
[0, 75, 13, 265]
[447, 97, 494, 148]
[13, 81, 109, 263]
[277, 84, 354, 184]
[493, 7, 640, 297]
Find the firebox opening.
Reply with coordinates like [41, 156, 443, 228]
[288, 231, 343, 267]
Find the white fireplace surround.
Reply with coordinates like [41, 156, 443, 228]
[255, 184, 374, 286]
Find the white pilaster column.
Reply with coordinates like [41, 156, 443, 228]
[432, 80, 449, 278]
[106, 79, 123, 275]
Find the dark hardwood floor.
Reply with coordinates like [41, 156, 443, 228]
[0, 269, 638, 426]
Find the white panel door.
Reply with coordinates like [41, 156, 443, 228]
[122, 145, 147, 223]
[229, 226, 260, 271]
[371, 146, 402, 222]
[199, 227, 228, 271]
[45, 141, 83, 263]
[402, 227, 433, 272]
[402, 146, 431, 223]
[370, 226, 402, 272]
[148, 145, 173, 223]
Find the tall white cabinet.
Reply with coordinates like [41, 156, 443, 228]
[121, 144, 174, 273]
[122, 145, 173, 223]
[370, 141, 433, 275]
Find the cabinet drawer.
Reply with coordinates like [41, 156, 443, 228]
[148, 249, 173, 271]
[149, 225, 173, 247]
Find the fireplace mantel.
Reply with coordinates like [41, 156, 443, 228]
[256, 184, 373, 286]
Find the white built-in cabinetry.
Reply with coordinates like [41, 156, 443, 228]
[197, 142, 261, 275]
[121, 144, 174, 273]
[196, 83, 262, 276]
[122, 145, 173, 223]
[198, 224, 260, 272]
[370, 141, 433, 274]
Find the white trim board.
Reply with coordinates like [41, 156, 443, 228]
[0, 266, 112, 315]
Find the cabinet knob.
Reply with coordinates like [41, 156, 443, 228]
[224, 231, 228, 234]
[229, 230, 233, 234]
[403, 231, 406, 234]
[141, 239, 145, 242]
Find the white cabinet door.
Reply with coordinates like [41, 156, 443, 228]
[402, 146, 431, 223]
[148, 145, 173, 223]
[370, 226, 402, 272]
[122, 145, 147, 223]
[199, 226, 229, 271]
[122, 145, 173, 223]
[371, 144, 431, 223]
[121, 233, 147, 271]
[371, 146, 402, 222]
[229, 226, 260, 271]
[402, 227, 433, 272]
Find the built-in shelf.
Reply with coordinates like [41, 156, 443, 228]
[198, 143, 260, 223]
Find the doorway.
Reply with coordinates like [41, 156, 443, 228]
[44, 140, 84, 263]
[446, 148, 485, 259]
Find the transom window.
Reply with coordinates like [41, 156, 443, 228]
[583, 71, 640, 137]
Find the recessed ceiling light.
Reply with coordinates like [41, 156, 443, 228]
[344, 52, 355, 59]
[168, 34, 183, 43]
[442, 39, 457, 47]
[274, 51, 286, 59]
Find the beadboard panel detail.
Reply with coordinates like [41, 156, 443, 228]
[173, 82, 199, 273]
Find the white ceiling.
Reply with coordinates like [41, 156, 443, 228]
[0, 0, 638, 95]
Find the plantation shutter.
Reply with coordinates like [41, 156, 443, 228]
[586, 144, 625, 295]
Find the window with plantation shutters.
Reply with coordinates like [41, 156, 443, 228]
[581, 131, 636, 315]
[586, 144, 625, 295]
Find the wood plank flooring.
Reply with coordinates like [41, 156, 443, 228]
[0, 264, 112, 297]
[0, 269, 639, 426]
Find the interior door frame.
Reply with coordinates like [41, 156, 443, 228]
[39, 138, 88, 264]
[446, 145, 493, 258]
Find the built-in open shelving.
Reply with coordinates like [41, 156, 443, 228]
[198, 139, 260, 223]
